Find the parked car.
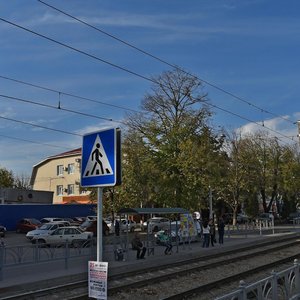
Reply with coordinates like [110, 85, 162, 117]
[40, 217, 63, 224]
[256, 213, 274, 222]
[287, 212, 300, 223]
[237, 213, 249, 224]
[86, 215, 97, 221]
[79, 219, 109, 236]
[72, 217, 86, 224]
[26, 222, 66, 240]
[142, 217, 170, 232]
[120, 219, 136, 232]
[0, 224, 6, 237]
[31, 226, 93, 246]
[16, 218, 42, 233]
[62, 218, 81, 226]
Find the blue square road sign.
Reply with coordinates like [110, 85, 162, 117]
[80, 128, 121, 187]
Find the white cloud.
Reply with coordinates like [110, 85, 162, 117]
[238, 114, 299, 143]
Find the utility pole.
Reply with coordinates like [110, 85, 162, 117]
[209, 186, 213, 219]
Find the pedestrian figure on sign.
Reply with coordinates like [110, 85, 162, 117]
[91, 143, 105, 175]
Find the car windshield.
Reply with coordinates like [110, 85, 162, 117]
[81, 220, 92, 227]
[30, 219, 41, 225]
[149, 219, 160, 223]
[39, 224, 53, 230]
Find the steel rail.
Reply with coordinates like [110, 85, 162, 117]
[2, 235, 299, 299]
[160, 253, 300, 300]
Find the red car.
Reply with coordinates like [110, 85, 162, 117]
[79, 220, 109, 236]
[16, 218, 42, 233]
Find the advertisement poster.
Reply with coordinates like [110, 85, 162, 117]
[88, 261, 108, 299]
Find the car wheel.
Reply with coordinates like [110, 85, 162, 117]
[37, 239, 46, 244]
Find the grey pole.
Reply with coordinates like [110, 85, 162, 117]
[97, 187, 103, 262]
[209, 186, 213, 219]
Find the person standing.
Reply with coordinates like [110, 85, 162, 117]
[114, 219, 120, 236]
[202, 220, 210, 248]
[209, 219, 216, 247]
[217, 217, 225, 244]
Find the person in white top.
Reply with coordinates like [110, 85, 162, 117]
[202, 220, 210, 248]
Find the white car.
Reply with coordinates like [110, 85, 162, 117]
[31, 226, 93, 246]
[40, 217, 64, 224]
[143, 217, 170, 232]
[120, 219, 136, 232]
[26, 222, 66, 240]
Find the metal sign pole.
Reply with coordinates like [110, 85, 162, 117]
[97, 187, 103, 262]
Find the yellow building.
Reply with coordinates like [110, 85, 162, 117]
[30, 148, 90, 204]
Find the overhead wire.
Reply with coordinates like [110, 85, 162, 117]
[0, 115, 82, 137]
[0, 17, 295, 143]
[37, 0, 295, 126]
[0, 132, 71, 150]
[0, 75, 140, 113]
[0, 17, 156, 85]
[0, 93, 124, 124]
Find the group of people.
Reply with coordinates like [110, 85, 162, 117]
[131, 229, 173, 259]
[130, 216, 225, 259]
[202, 217, 225, 248]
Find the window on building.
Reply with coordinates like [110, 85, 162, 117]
[57, 165, 64, 176]
[68, 163, 75, 174]
[68, 184, 75, 195]
[57, 185, 63, 196]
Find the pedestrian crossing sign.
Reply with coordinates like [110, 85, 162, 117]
[81, 128, 121, 187]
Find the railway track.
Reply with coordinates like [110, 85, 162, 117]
[2, 234, 300, 299]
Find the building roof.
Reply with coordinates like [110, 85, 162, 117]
[117, 207, 189, 215]
[48, 148, 81, 159]
[30, 148, 82, 186]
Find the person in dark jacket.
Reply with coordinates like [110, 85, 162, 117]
[114, 219, 120, 236]
[131, 233, 146, 259]
[217, 217, 225, 244]
[209, 219, 216, 247]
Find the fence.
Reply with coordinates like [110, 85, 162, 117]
[225, 220, 275, 238]
[215, 259, 300, 300]
[0, 240, 97, 281]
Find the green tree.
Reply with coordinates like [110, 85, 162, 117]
[123, 68, 224, 210]
[0, 166, 14, 188]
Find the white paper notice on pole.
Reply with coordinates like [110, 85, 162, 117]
[88, 261, 108, 299]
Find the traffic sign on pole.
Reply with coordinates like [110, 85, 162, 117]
[81, 127, 121, 187]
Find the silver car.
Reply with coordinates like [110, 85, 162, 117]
[31, 226, 93, 246]
[26, 222, 66, 240]
[142, 217, 170, 232]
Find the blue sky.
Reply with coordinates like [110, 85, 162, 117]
[0, 0, 299, 176]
